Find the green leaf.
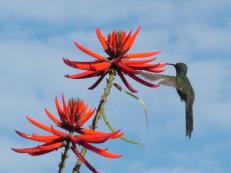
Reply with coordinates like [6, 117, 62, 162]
[101, 111, 140, 145]
[113, 83, 149, 127]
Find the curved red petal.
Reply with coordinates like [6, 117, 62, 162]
[12, 142, 64, 154]
[123, 25, 141, 50]
[29, 149, 56, 156]
[71, 134, 110, 144]
[78, 129, 123, 139]
[148, 67, 165, 73]
[15, 130, 60, 143]
[55, 96, 66, 123]
[26, 116, 52, 132]
[109, 32, 114, 48]
[81, 142, 121, 158]
[64, 58, 110, 71]
[87, 62, 110, 71]
[65, 71, 99, 79]
[63, 58, 101, 66]
[78, 109, 96, 126]
[123, 58, 156, 65]
[117, 70, 138, 93]
[126, 63, 164, 71]
[127, 73, 160, 88]
[116, 62, 139, 74]
[74, 41, 108, 61]
[126, 51, 160, 58]
[12, 147, 41, 154]
[44, 108, 61, 126]
[109, 131, 123, 139]
[38, 141, 64, 151]
[50, 126, 67, 137]
[62, 94, 71, 123]
[78, 129, 105, 135]
[96, 28, 109, 50]
[121, 31, 126, 43]
[113, 31, 116, 51]
[71, 145, 99, 173]
[76, 101, 86, 119]
[88, 72, 108, 90]
[156, 63, 167, 68]
[121, 30, 132, 49]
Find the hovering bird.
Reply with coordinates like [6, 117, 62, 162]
[140, 63, 195, 138]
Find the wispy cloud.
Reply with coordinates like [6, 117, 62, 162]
[1, 0, 230, 173]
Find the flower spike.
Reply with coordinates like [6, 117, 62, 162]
[12, 95, 122, 173]
[64, 26, 166, 92]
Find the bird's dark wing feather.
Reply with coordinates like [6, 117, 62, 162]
[159, 77, 177, 88]
[139, 71, 177, 88]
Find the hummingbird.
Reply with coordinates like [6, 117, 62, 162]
[140, 63, 195, 138]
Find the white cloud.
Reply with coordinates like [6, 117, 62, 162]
[1, 0, 231, 173]
[0, 0, 134, 25]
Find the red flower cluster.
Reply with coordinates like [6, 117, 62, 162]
[12, 95, 123, 173]
[64, 26, 166, 93]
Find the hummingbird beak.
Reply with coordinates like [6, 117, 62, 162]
[167, 63, 176, 66]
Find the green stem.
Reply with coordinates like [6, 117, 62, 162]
[58, 140, 71, 173]
[72, 70, 116, 173]
[101, 111, 140, 145]
[72, 148, 87, 173]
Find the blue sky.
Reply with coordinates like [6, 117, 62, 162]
[1, 0, 231, 173]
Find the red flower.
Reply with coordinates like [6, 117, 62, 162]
[12, 95, 123, 173]
[64, 26, 166, 93]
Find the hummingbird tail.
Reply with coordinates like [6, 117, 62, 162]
[186, 102, 193, 138]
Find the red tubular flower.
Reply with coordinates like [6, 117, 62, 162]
[12, 95, 123, 173]
[64, 26, 166, 93]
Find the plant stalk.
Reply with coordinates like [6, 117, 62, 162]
[72, 70, 116, 173]
[58, 140, 71, 173]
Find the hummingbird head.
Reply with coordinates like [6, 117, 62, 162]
[167, 62, 188, 74]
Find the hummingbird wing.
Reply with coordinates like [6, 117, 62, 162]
[139, 71, 177, 88]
